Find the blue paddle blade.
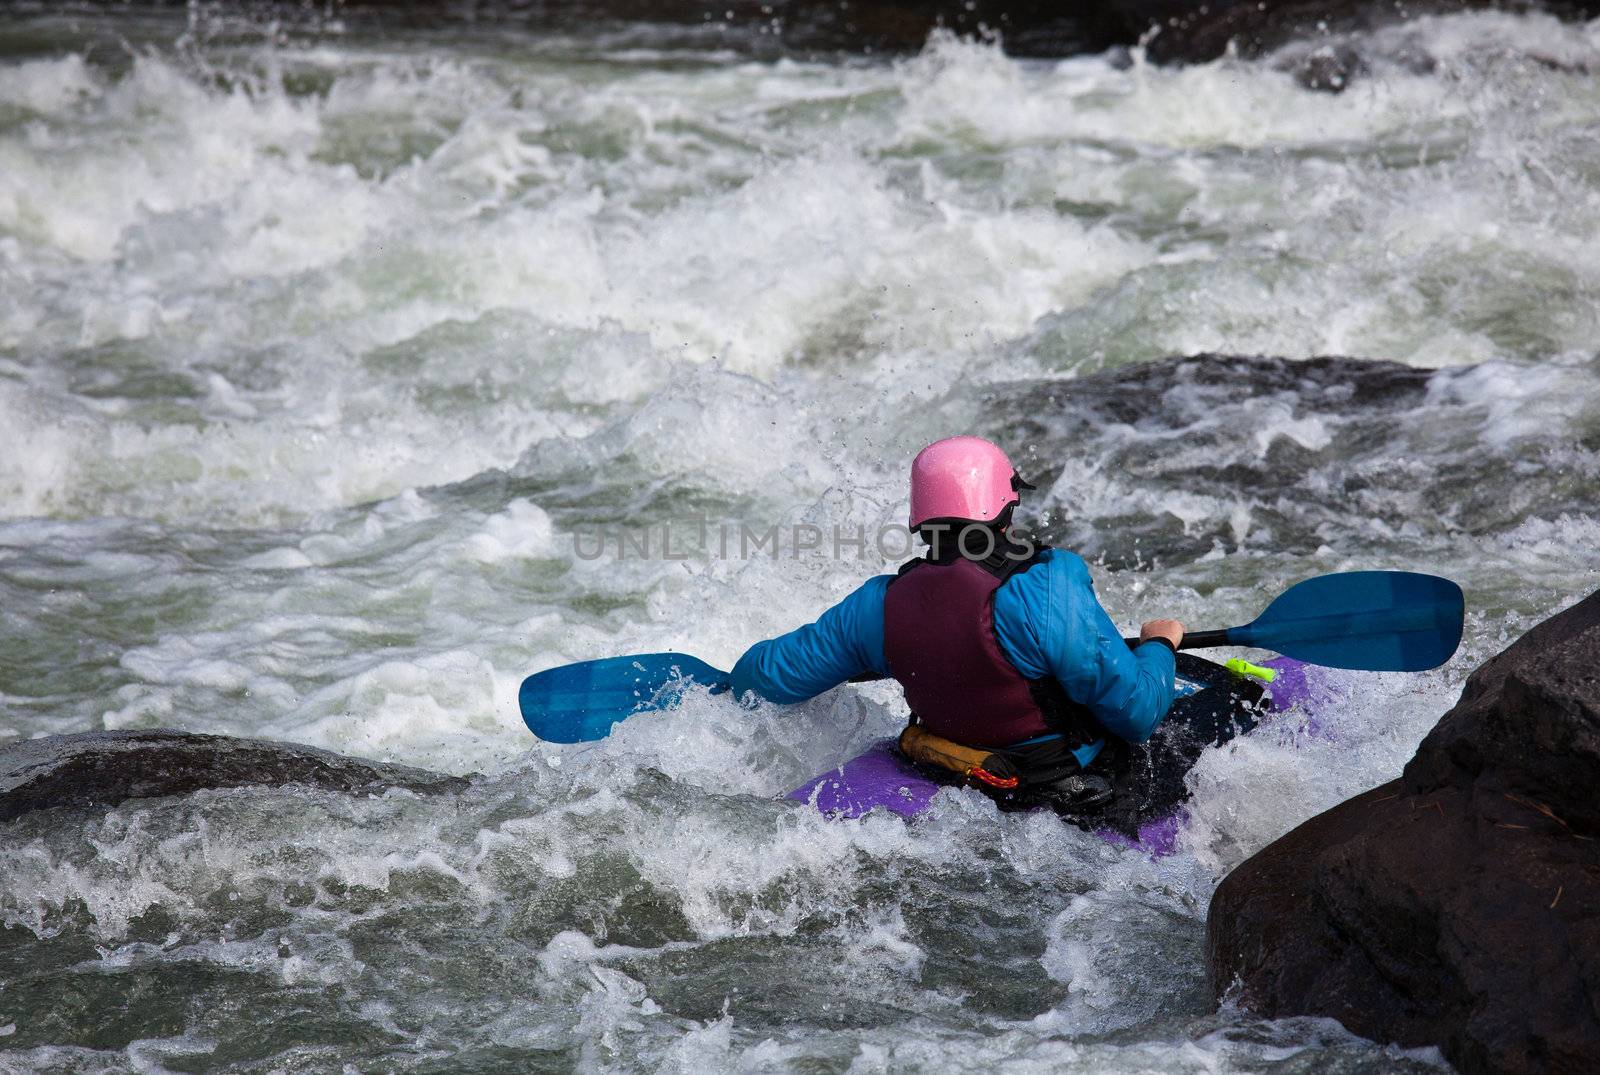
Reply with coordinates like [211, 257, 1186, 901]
[1232, 571, 1464, 672]
[519, 652, 732, 743]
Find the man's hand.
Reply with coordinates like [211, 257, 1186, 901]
[1139, 619, 1185, 649]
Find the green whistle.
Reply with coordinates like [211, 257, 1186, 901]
[1225, 657, 1278, 683]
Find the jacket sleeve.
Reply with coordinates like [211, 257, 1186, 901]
[992, 549, 1177, 742]
[729, 575, 893, 704]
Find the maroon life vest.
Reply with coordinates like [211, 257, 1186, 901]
[882, 548, 1100, 749]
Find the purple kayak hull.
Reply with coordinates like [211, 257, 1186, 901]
[785, 656, 1321, 855]
[787, 739, 941, 820]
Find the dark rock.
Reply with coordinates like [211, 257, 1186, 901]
[0, 730, 468, 822]
[1207, 590, 1600, 1075]
[1281, 41, 1369, 92]
[1122, 0, 1600, 64]
[127, 1, 1600, 62]
[1405, 591, 1600, 832]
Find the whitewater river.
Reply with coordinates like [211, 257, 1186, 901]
[2, 4, 1599, 1070]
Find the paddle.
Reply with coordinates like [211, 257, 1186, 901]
[1133, 570, 1464, 672]
[519, 652, 731, 744]
[520, 570, 1463, 743]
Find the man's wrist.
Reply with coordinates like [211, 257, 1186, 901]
[1141, 636, 1177, 653]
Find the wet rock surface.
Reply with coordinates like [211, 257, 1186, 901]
[0, 730, 468, 821]
[1207, 590, 1600, 1074]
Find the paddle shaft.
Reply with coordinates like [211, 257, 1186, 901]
[1160, 603, 1446, 650]
[1123, 629, 1228, 649]
[1138, 617, 1432, 652]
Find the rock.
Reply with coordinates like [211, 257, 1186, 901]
[287, 1, 1600, 62]
[0, 730, 467, 822]
[1406, 590, 1600, 828]
[1207, 590, 1600, 1075]
[1099, 0, 1600, 64]
[1280, 42, 1369, 92]
[323, 0, 1139, 56]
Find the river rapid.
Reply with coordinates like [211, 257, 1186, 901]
[2, 4, 1599, 1071]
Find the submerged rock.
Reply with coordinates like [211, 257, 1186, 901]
[980, 352, 1595, 570]
[0, 730, 467, 821]
[1207, 590, 1600, 1074]
[1279, 41, 1369, 92]
[981, 353, 1440, 568]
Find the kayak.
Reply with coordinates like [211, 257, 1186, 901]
[784, 653, 1322, 855]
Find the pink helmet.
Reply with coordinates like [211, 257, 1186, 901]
[908, 436, 1033, 529]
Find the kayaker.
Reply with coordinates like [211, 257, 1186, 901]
[730, 435, 1186, 817]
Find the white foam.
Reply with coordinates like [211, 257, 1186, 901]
[457, 498, 557, 563]
[895, 31, 1461, 151]
[5, 16, 1598, 529]
[0, 54, 99, 116]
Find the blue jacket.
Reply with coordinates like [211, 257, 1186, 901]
[729, 548, 1177, 767]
